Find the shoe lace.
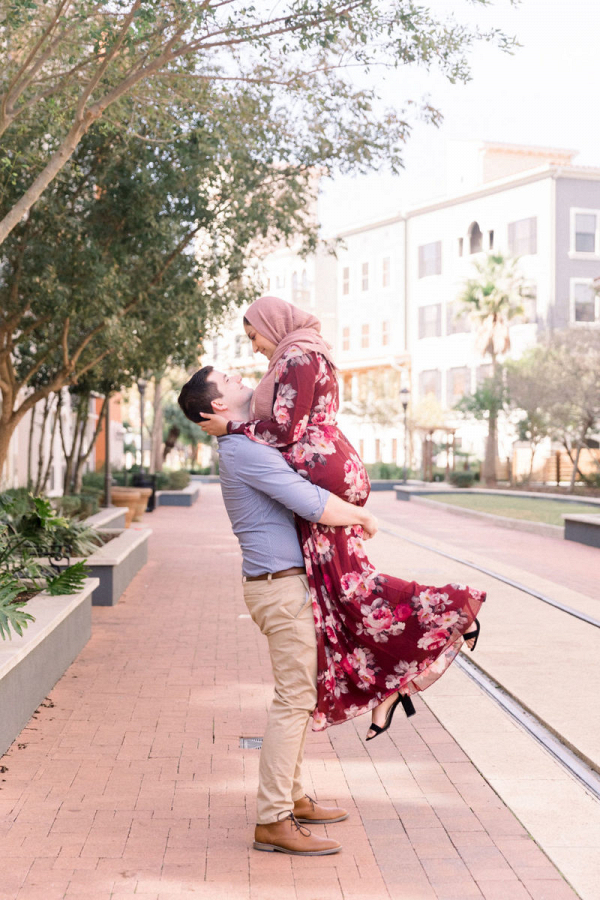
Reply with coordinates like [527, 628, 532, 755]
[277, 810, 311, 836]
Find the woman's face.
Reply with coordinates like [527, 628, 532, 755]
[244, 322, 277, 360]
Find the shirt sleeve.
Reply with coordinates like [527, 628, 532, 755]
[227, 349, 319, 448]
[232, 438, 329, 522]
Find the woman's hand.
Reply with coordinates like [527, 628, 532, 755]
[199, 413, 229, 437]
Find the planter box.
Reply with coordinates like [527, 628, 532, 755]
[84, 506, 127, 530]
[564, 513, 600, 549]
[47, 527, 151, 607]
[155, 483, 200, 507]
[0, 578, 98, 757]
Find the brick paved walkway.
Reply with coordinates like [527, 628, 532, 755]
[0, 486, 579, 900]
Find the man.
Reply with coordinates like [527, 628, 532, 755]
[178, 366, 378, 857]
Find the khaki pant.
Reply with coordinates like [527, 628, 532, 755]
[242, 574, 317, 824]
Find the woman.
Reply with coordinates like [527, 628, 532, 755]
[202, 296, 484, 737]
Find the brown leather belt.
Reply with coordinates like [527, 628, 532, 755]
[244, 566, 305, 583]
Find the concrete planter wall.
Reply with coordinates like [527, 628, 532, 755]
[0, 578, 98, 757]
[564, 513, 600, 548]
[155, 483, 200, 507]
[48, 527, 151, 606]
[84, 507, 127, 530]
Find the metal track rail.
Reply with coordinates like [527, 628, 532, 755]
[455, 654, 600, 802]
[379, 522, 600, 800]
[379, 526, 600, 629]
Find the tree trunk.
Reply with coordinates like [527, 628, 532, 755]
[568, 425, 589, 493]
[0, 421, 15, 486]
[150, 376, 164, 473]
[26, 405, 36, 490]
[34, 395, 53, 494]
[40, 400, 59, 492]
[482, 412, 498, 487]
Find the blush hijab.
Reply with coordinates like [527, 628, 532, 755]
[245, 295, 335, 419]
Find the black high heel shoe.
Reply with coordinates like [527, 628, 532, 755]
[365, 692, 416, 742]
[463, 618, 480, 651]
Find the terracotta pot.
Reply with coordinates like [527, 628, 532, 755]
[132, 487, 152, 522]
[110, 487, 141, 528]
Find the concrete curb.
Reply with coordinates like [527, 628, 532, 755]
[156, 483, 201, 507]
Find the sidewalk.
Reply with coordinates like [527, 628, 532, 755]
[0, 486, 581, 900]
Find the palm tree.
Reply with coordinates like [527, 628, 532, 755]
[457, 253, 532, 486]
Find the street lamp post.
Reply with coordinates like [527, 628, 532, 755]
[400, 387, 410, 484]
[137, 378, 148, 473]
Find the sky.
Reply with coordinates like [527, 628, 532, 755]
[319, 0, 600, 235]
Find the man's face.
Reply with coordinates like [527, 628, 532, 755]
[207, 370, 253, 417]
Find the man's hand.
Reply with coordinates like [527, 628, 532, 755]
[199, 413, 229, 436]
[360, 511, 378, 540]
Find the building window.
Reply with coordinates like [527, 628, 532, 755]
[361, 324, 370, 348]
[458, 237, 464, 257]
[508, 216, 537, 256]
[362, 262, 369, 291]
[468, 222, 483, 254]
[234, 335, 243, 358]
[521, 285, 537, 323]
[382, 257, 390, 287]
[342, 326, 350, 351]
[342, 266, 350, 295]
[276, 274, 285, 288]
[418, 304, 442, 339]
[446, 303, 470, 335]
[382, 320, 390, 346]
[572, 280, 598, 323]
[419, 369, 441, 403]
[488, 230, 494, 250]
[359, 439, 365, 458]
[375, 438, 381, 462]
[447, 367, 470, 407]
[572, 211, 599, 254]
[418, 241, 442, 278]
[392, 438, 398, 461]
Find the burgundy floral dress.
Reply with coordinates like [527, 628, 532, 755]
[229, 347, 485, 731]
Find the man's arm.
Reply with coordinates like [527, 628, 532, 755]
[229, 438, 377, 537]
[319, 493, 377, 539]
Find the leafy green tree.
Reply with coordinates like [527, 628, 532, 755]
[535, 331, 600, 491]
[457, 252, 532, 486]
[505, 350, 553, 483]
[0, 0, 516, 244]
[1, 83, 344, 475]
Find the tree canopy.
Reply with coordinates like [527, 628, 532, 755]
[0, 0, 517, 243]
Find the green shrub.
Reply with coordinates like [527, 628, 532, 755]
[365, 462, 406, 481]
[155, 472, 170, 490]
[167, 470, 190, 490]
[81, 471, 106, 492]
[449, 471, 475, 488]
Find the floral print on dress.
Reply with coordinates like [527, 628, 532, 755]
[229, 346, 486, 730]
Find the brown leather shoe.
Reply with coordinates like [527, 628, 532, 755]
[254, 812, 341, 856]
[293, 793, 349, 824]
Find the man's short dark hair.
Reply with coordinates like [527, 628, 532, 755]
[178, 366, 222, 423]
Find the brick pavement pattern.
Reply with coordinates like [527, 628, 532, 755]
[0, 485, 579, 900]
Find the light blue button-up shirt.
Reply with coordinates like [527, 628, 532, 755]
[217, 434, 329, 577]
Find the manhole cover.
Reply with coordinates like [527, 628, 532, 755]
[239, 737, 263, 749]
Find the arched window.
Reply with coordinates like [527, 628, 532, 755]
[468, 222, 483, 254]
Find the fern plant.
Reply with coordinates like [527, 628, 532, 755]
[0, 493, 96, 640]
[0, 573, 35, 640]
